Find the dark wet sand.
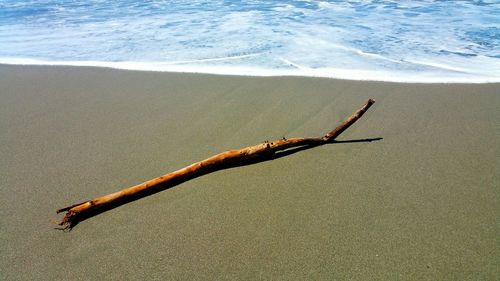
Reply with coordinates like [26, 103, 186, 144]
[0, 65, 498, 280]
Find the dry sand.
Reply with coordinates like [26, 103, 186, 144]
[0, 65, 498, 280]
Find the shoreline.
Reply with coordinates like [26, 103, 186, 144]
[1, 65, 498, 280]
[1, 60, 499, 84]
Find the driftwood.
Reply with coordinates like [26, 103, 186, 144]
[57, 99, 375, 230]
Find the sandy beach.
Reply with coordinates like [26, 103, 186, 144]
[0, 64, 498, 280]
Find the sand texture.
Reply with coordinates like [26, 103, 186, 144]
[0, 65, 498, 280]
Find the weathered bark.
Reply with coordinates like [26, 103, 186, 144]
[56, 99, 375, 230]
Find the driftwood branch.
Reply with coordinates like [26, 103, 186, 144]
[56, 99, 376, 230]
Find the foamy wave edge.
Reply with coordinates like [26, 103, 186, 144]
[1, 58, 499, 84]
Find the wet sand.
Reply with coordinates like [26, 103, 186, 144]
[0, 65, 498, 280]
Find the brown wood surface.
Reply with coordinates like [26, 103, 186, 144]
[57, 99, 375, 230]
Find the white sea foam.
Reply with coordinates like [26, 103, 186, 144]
[2, 57, 499, 83]
[0, 0, 498, 83]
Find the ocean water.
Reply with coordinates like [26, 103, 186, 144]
[0, 0, 499, 82]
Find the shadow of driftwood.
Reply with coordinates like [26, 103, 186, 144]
[57, 137, 382, 230]
[332, 137, 383, 144]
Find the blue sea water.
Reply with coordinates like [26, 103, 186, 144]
[0, 0, 499, 82]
